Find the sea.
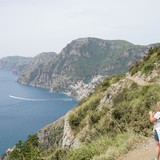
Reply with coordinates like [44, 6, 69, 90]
[0, 70, 78, 155]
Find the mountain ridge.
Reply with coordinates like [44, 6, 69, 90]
[0, 56, 32, 75]
[16, 37, 156, 99]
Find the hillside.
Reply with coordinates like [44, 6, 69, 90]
[17, 37, 152, 99]
[2, 46, 160, 160]
[0, 56, 31, 75]
[17, 52, 57, 87]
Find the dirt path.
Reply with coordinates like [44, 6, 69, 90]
[118, 76, 156, 160]
[126, 76, 160, 86]
[118, 138, 155, 160]
[126, 76, 150, 86]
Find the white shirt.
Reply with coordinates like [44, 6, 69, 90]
[154, 112, 160, 130]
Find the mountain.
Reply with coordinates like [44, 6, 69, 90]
[3, 45, 160, 160]
[0, 56, 32, 75]
[17, 37, 152, 99]
[17, 52, 57, 87]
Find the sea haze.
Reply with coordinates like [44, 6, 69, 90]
[0, 70, 78, 155]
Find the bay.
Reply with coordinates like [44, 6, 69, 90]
[0, 70, 78, 155]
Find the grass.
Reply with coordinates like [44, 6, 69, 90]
[69, 77, 160, 141]
[65, 132, 143, 160]
[9, 78, 160, 160]
[37, 132, 143, 160]
[129, 46, 160, 76]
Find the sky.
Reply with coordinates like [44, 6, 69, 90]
[0, 0, 160, 58]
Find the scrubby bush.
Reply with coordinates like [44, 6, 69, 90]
[129, 46, 160, 75]
[8, 134, 40, 160]
[141, 63, 155, 75]
[69, 94, 102, 134]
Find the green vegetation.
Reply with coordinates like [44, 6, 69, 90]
[69, 80, 160, 140]
[36, 132, 143, 160]
[67, 132, 142, 160]
[69, 93, 103, 135]
[112, 83, 160, 135]
[129, 46, 160, 75]
[8, 134, 41, 160]
[48, 81, 160, 160]
[39, 117, 64, 150]
[68, 74, 125, 136]
[7, 46, 160, 160]
[97, 74, 125, 92]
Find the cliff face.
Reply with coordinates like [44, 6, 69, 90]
[0, 56, 31, 75]
[17, 38, 151, 99]
[37, 117, 64, 150]
[17, 52, 57, 87]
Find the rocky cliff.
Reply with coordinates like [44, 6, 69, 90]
[18, 37, 152, 99]
[17, 52, 57, 87]
[0, 56, 31, 75]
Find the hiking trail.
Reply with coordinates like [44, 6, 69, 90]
[126, 76, 150, 86]
[118, 76, 156, 160]
[118, 138, 155, 160]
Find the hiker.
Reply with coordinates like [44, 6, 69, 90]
[149, 102, 160, 160]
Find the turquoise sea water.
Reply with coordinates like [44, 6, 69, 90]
[0, 70, 78, 155]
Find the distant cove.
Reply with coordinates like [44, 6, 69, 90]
[0, 70, 78, 155]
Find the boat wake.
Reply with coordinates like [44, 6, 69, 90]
[9, 95, 73, 101]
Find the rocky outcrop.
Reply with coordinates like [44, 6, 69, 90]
[62, 112, 80, 148]
[37, 116, 64, 150]
[0, 56, 31, 75]
[37, 112, 81, 150]
[17, 52, 57, 86]
[0, 147, 15, 160]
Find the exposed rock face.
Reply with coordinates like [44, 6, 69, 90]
[0, 56, 31, 75]
[62, 112, 80, 148]
[17, 52, 57, 87]
[37, 117, 64, 150]
[17, 38, 152, 99]
[37, 112, 80, 149]
[0, 147, 15, 160]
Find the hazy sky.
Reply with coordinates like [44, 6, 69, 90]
[0, 0, 160, 58]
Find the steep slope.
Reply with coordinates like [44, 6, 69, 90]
[4, 46, 160, 160]
[18, 37, 151, 99]
[129, 46, 160, 82]
[0, 56, 31, 75]
[18, 52, 57, 87]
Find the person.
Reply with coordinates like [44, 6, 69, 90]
[149, 102, 160, 160]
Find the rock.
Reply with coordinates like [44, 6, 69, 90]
[62, 112, 80, 148]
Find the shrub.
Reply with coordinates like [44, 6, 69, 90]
[9, 134, 40, 160]
[141, 63, 155, 75]
[129, 46, 160, 75]
[89, 112, 101, 125]
[69, 94, 102, 134]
